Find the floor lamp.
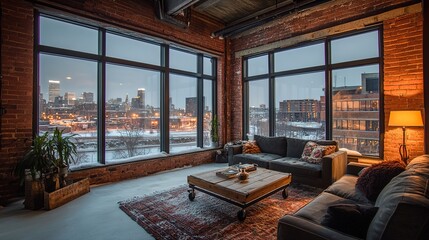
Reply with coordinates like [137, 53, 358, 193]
[388, 110, 424, 164]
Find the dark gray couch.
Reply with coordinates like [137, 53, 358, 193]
[228, 135, 348, 188]
[277, 155, 429, 240]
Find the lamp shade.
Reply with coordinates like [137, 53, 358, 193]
[388, 110, 424, 127]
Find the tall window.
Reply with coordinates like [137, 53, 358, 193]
[243, 29, 381, 157]
[331, 30, 380, 156]
[37, 15, 216, 169]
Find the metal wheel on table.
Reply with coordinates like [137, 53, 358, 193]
[237, 209, 247, 221]
[282, 188, 289, 199]
[188, 190, 196, 201]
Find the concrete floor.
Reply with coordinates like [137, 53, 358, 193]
[0, 162, 227, 240]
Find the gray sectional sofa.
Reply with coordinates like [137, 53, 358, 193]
[228, 135, 348, 188]
[277, 155, 429, 240]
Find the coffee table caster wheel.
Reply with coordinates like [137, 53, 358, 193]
[237, 209, 246, 221]
[188, 191, 195, 201]
[282, 189, 288, 199]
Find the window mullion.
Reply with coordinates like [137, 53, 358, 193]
[325, 39, 332, 140]
[161, 44, 170, 153]
[98, 28, 106, 164]
[197, 54, 203, 147]
[269, 52, 275, 136]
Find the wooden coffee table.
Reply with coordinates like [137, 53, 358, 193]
[187, 167, 292, 221]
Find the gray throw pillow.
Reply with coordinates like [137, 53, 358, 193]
[254, 135, 287, 156]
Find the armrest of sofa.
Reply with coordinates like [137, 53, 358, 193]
[346, 162, 372, 176]
[278, 215, 360, 240]
[227, 144, 243, 165]
[321, 150, 348, 185]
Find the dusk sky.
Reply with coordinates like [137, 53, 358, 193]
[39, 16, 378, 109]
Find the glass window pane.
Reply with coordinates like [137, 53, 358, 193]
[248, 79, 269, 136]
[106, 33, 161, 66]
[331, 31, 379, 64]
[332, 64, 379, 156]
[275, 43, 324, 72]
[105, 64, 161, 162]
[170, 74, 198, 152]
[170, 48, 197, 73]
[40, 16, 98, 54]
[39, 54, 98, 168]
[247, 55, 268, 77]
[275, 72, 325, 139]
[203, 80, 213, 147]
[204, 57, 213, 76]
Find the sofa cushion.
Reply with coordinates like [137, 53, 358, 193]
[295, 192, 361, 224]
[254, 135, 287, 156]
[325, 174, 372, 204]
[286, 138, 309, 158]
[231, 153, 281, 169]
[270, 157, 322, 178]
[242, 141, 261, 154]
[321, 204, 378, 239]
[406, 154, 429, 176]
[356, 161, 405, 201]
[367, 155, 429, 240]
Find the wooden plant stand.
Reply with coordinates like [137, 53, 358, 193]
[44, 178, 90, 210]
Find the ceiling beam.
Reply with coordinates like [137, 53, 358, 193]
[227, 0, 294, 27]
[212, 0, 328, 38]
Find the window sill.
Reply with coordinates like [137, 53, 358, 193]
[69, 147, 220, 172]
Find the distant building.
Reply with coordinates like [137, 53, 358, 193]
[186, 97, 197, 116]
[137, 88, 145, 109]
[64, 92, 76, 105]
[82, 92, 94, 103]
[48, 80, 60, 103]
[185, 97, 205, 117]
[131, 97, 140, 109]
[332, 73, 379, 155]
[54, 96, 64, 106]
[278, 99, 321, 122]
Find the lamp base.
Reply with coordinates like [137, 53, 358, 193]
[399, 144, 409, 165]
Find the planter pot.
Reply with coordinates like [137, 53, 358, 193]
[44, 173, 60, 193]
[59, 166, 69, 188]
[24, 180, 44, 210]
[211, 142, 219, 148]
[44, 178, 90, 210]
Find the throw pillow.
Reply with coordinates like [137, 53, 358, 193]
[242, 141, 261, 154]
[301, 142, 336, 164]
[356, 161, 406, 201]
[301, 141, 318, 158]
[321, 204, 379, 238]
[323, 145, 337, 156]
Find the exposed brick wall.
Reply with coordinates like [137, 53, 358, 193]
[0, 0, 34, 205]
[228, 0, 424, 160]
[0, 0, 225, 205]
[383, 12, 424, 161]
[69, 150, 215, 184]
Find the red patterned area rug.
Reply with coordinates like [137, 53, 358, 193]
[118, 184, 322, 240]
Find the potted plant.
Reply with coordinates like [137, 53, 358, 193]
[210, 114, 219, 147]
[13, 132, 52, 209]
[49, 128, 77, 188]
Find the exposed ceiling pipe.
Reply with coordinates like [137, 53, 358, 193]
[165, 0, 200, 16]
[154, 0, 190, 28]
[212, 0, 330, 38]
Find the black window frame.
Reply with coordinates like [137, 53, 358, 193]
[35, 12, 217, 168]
[243, 27, 383, 158]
